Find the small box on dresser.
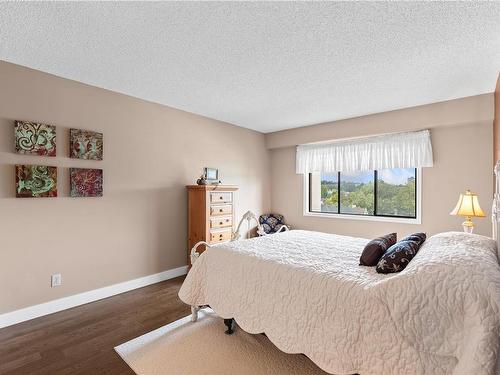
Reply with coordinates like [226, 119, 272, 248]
[186, 185, 238, 266]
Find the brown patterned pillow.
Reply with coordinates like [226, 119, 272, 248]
[359, 233, 397, 266]
[376, 239, 420, 274]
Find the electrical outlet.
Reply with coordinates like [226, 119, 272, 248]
[51, 274, 62, 287]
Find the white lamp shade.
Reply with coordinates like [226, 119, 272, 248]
[450, 190, 486, 217]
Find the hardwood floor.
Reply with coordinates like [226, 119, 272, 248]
[0, 276, 190, 375]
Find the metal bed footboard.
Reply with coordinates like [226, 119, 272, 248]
[189, 210, 289, 332]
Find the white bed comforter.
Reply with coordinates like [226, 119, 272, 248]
[179, 230, 500, 375]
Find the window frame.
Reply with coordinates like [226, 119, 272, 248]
[303, 168, 422, 224]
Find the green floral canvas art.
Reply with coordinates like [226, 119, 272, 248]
[16, 165, 57, 198]
[15, 121, 56, 156]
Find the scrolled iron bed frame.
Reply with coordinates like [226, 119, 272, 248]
[189, 210, 289, 333]
[493, 161, 500, 260]
[190, 162, 500, 334]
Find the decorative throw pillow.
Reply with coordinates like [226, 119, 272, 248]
[401, 232, 426, 246]
[359, 233, 397, 266]
[259, 214, 286, 234]
[376, 239, 422, 274]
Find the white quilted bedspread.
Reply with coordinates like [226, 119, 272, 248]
[179, 230, 500, 375]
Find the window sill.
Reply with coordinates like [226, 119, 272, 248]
[303, 211, 421, 225]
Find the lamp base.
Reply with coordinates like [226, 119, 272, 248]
[462, 217, 474, 233]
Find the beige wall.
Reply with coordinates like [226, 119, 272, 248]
[266, 94, 493, 149]
[269, 98, 493, 239]
[0, 60, 495, 316]
[0, 61, 271, 314]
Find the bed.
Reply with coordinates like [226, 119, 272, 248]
[179, 228, 500, 375]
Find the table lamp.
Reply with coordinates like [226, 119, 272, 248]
[450, 190, 486, 233]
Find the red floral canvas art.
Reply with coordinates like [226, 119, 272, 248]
[69, 129, 103, 160]
[70, 168, 103, 197]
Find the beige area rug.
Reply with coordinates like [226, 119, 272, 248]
[115, 309, 330, 375]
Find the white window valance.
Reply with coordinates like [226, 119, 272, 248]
[296, 130, 433, 174]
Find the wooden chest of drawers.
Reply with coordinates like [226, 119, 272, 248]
[187, 185, 238, 266]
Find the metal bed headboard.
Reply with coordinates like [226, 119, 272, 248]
[493, 161, 500, 260]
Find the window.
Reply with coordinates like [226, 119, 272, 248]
[308, 168, 418, 220]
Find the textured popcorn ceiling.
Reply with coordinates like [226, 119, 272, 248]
[1, 2, 499, 133]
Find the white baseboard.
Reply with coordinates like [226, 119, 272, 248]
[0, 265, 188, 329]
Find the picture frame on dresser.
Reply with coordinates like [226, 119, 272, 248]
[186, 185, 238, 266]
[204, 167, 218, 182]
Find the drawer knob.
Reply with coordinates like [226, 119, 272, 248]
[219, 222, 223, 225]
[219, 196, 223, 200]
[219, 234, 223, 238]
[219, 209, 223, 212]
